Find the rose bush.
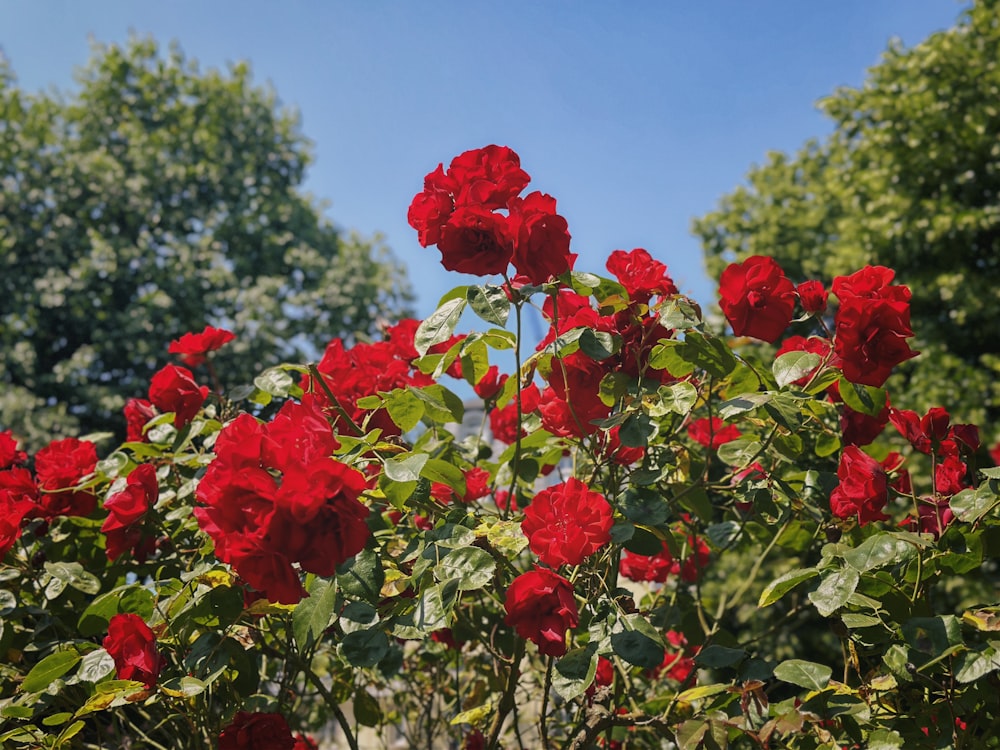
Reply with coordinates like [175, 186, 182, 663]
[1, 144, 1000, 749]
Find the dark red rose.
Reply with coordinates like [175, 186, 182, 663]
[521, 478, 613, 567]
[218, 711, 295, 750]
[33, 438, 99, 519]
[834, 297, 918, 387]
[504, 567, 579, 657]
[168, 325, 236, 366]
[650, 630, 697, 683]
[935, 454, 969, 496]
[687, 417, 741, 449]
[436, 206, 514, 276]
[619, 541, 676, 583]
[606, 248, 678, 304]
[489, 383, 541, 444]
[103, 613, 162, 689]
[102, 464, 159, 561]
[796, 280, 828, 314]
[718, 256, 796, 343]
[0, 430, 27, 469]
[508, 191, 574, 285]
[407, 164, 456, 247]
[829, 446, 889, 526]
[292, 734, 319, 750]
[829, 382, 890, 446]
[918, 497, 954, 539]
[124, 398, 157, 443]
[473, 366, 503, 401]
[148, 364, 209, 428]
[0, 470, 36, 558]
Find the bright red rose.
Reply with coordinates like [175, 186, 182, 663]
[503, 567, 579, 657]
[292, 734, 319, 750]
[718, 256, 796, 343]
[168, 325, 236, 366]
[935, 454, 969, 496]
[124, 398, 157, 443]
[832, 265, 911, 303]
[508, 191, 574, 285]
[829, 382, 890, 447]
[0, 430, 26, 469]
[687, 417, 741, 449]
[547, 352, 613, 433]
[489, 383, 541, 444]
[408, 164, 456, 247]
[829, 446, 890, 526]
[103, 613, 162, 689]
[606, 248, 678, 304]
[102, 464, 159, 561]
[447, 144, 530, 210]
[218, 711, 295, 750]
[34, 437, 99, 519]
[0, 471, 36, 558]
[796, 280, 828, 314]
[619, 541, 676, 583]
[834, 297, 918, 387]
[521, 478, 613, 567]
[651, 630, 698, 683]
[148, 364, 209, 428]
[436, 206, 514, 276]
[473, 366, 503, 401]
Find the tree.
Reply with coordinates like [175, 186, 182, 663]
[0, 38, 412, 447]
[693, 0, 1000, 430]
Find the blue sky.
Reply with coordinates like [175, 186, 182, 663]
[0, 1, 967, 319]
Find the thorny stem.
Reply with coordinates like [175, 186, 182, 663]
[488, 638, 525, 749]
[540, 655, 554, 748]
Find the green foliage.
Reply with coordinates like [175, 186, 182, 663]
[0, 38, 412, 447]
[693, 0, 1000, 427]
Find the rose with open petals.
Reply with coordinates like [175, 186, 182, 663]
[168, 325, 235, 366]
[521, 478, 613, 567]
[103, 613, 162, 689]
[436, 206, 514, 276]
[718, 255, 796, 342]
[606, 248, 678, 304]
[829, 446, 889, 526]
[0, 430, 26, 470]
[149, 364, 209, 428]
[834, 297, 918, 387]
[504, 567, 579, 656]
[508, 191, 574, 284]
[102, 464, 159, 560]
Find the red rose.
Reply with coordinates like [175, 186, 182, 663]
[148, 364, 209, 428]
[0, 470, 36, 558]
[828, 382, 890, 447]
[718, 256, 796, 343]
[168, 325, 236, 366]
[218, 711, 295, 750]
[489, 383, 541, 444]
[0, 430, 27, 470]
[935, 454, 969, 496]
[521, 478, 613, 567]
[547, 352, 613, 434]
[508, 191, 574, 285]
[103, 613, 162, 689]
[620, 541, 676, 583]
[34, 437, 99, 519]
[473, 366, 503, 401]
[124, 398, 157, 443]
[776, 335, 835, 387]
[503, 567, 579, 657]
[834, 297, 918, 387]
[829, 446, 889, 526]
[687, 417, 741, 450]
[832, 265, 910, 303]
[606, 248, 678, 304]
[796, 280, 828, 314]
[650, 630, 697, 683]
[407, 164, 456, 247]
[102, 464, 158, 561]
[292, 734, 319, 750]
[918, 497, 954, 539]
[436, 206, 514, 276]
[447, 144, 530, 210]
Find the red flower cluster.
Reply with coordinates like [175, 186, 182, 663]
[718, 256, 797, 343]
[521, 478, 613, 567]
[408, 145, 574, 284]
[606, 247, 679, 305]
[0, 468, 35, 558]
[829, 446, 890, 526]
[103, 613, 162, 689]
[832, 266, 918, 387]
[650, 630, 698, 683]
[619, 534, 711, 584]
[0, 430, 26, 469]
[503, 566, 579, 656]
[168, 325, 236, 366]
[101, 464, 158, 561]
[219, 711, 295, 750]
[687, 417, 741, 450]
[34, 437, 99, 520]
[195, 398, 370, 603]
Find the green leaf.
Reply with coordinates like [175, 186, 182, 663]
[718, 393, 771, 420]
[618, 413, 656, 448]
[695, 645, 747, 669]
[836, 377, 887, 417]
[950, 484, 998, 523]
[420, 458, 467, 497]
[773, 659, 832, 691]
[579, 329, 620, 361]
[902, 615, 962, 654]
[75, 648, 115, 683]
[682, 331, 737, 378]
[21, 651, 81, 693]
[337, 549, 385, 604]
[44, 561, 101, 598]
[434, 546, 496, 591]
[759, 568, 819, 607]
[253, 367, 298, 398]
[78, 584, 155, 636]
[808, 566, 860, 617]
[611, 614, 664, 668]
[415, 298, 467, 356]
[467, 284, 510, 327]
[647, 340, 695, 377]
[342, 628, 390, 668]
[980, 466, 1000, 480]
[413, 579, 460, 631]
[658, 297, 702, 329]
[866, 729, 904, 750]
[954, 644, 1000, 683]
[773, 351, 821, 388]
[384, 389, 425, 433]
[650, 381, 698, 416]
[384, 452, 429, 483]
[353, 687, 383, 727]
[717, 438, 763, 467]
[842, 532, 915, 571]
[552, 646, 599, 701]
[293, 578, 338, 649]
[409, 384, 465, 423]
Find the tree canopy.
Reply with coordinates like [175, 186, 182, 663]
[693, 0, 1000, 431]
[0, 38, 412, 447]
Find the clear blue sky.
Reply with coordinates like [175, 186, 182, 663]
[0, 1, 967, 319]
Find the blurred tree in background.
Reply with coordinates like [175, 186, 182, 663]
[694, 0, 1000, 433]
[0, 38, 412, 447]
